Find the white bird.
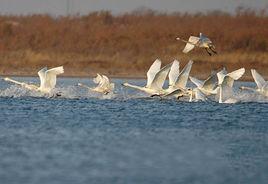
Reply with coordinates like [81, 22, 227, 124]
[4, 66, 64, 94]
[216, 68, 245, 103]
[122, 59, 172, 96]
[240, 69, 268, 97]
[190, 71, 218, 95]
[78, 73, 115, 95]
[188, 69, 226, 101]
[177, 33, 217, 56]
[161, 60, 193, 100]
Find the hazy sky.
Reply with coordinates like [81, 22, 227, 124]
[0, 0, 267, 15]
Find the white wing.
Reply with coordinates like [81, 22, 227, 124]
[182, 36, 199, 53]
[93, 73, 103, 84]
[202, 72, 218, 91]
[146, 59, 161, 87]
[38, 67, 48, 88]
[222, 76, 235, 88]
[41, 66, 64, 89]
[217, 68, 228, 85]
[102, 75, 110, 83]
[169, 60, 180, 86]
[227, 68, 245, 80]
[189, 76, 204, 88]
[149, 63, 172, 90]
[251, 69, 266, 89]
[218, 68, 245, 87]
[174, 60, 193, 89]
[162, 88, 185, 98]
[101, 75, 114, 92]
[101, 75, 112, 88]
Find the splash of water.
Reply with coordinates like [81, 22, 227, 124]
[0, 84, 267, 103]
[0, 85, 44, 98]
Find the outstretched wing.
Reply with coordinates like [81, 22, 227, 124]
[100, 75, 112, 88]
[189, 76, 204, 88]
[202, 71, 218, 91]
[182, 36, 199, 53]
[217, 67, 228, 85]
[149, 63, 172, 91]
[162, 88, 185, 98]
[42, 66, 64, 89]
[38, 67, 48, 88]
[199, 33, 212, 42]
[102, 75, 110, 84]
[93, 73, 103, 84]
[146, 59, 161, 87]
[174, 60, 193, 89]
[169, 60, 180, 86]
[222, 76, 234, 88]
[227, 68, 245, 80]
[219, 68, 245, 87]
[251, 69, 266, 89]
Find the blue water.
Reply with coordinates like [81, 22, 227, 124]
[0, 77, 268, 184]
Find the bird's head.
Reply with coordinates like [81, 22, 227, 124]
[122, 83, 128, 87]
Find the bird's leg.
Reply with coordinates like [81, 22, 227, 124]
[150, 94, 160, 98]
[56, 92, 62, 97]
[205, 48, 212, 56]
[48, 92, 62, 98]
[177, 94, 184, 100]
[209, 46, 217, 54]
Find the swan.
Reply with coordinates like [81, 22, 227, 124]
[189, 71, 218, 96]
[122, 59, 172, 96]
[177, 33, 217, 56]
[216, 68, 245, 103]
[78, 73, 115, 95]
[161, 60, 193, 100]
[188, 69, 227, 101]
[4, 66, 64, 94]
[240, 69, 268, 97]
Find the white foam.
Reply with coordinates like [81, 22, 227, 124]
[0, 81, 267, 103]
[0, 85, 44, 98]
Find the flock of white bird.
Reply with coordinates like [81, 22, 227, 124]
[2, 33, 268, 103]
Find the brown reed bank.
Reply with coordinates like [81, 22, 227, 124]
[0, 9, 267, 80]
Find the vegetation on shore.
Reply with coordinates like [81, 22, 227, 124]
[0, 8, 267, 79]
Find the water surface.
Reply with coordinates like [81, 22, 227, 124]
[0, 78, 267, 184]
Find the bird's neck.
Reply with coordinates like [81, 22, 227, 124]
[123, 83, 143, 91]
[219, 85, 223, 103]
[241, 86, 256, 92]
